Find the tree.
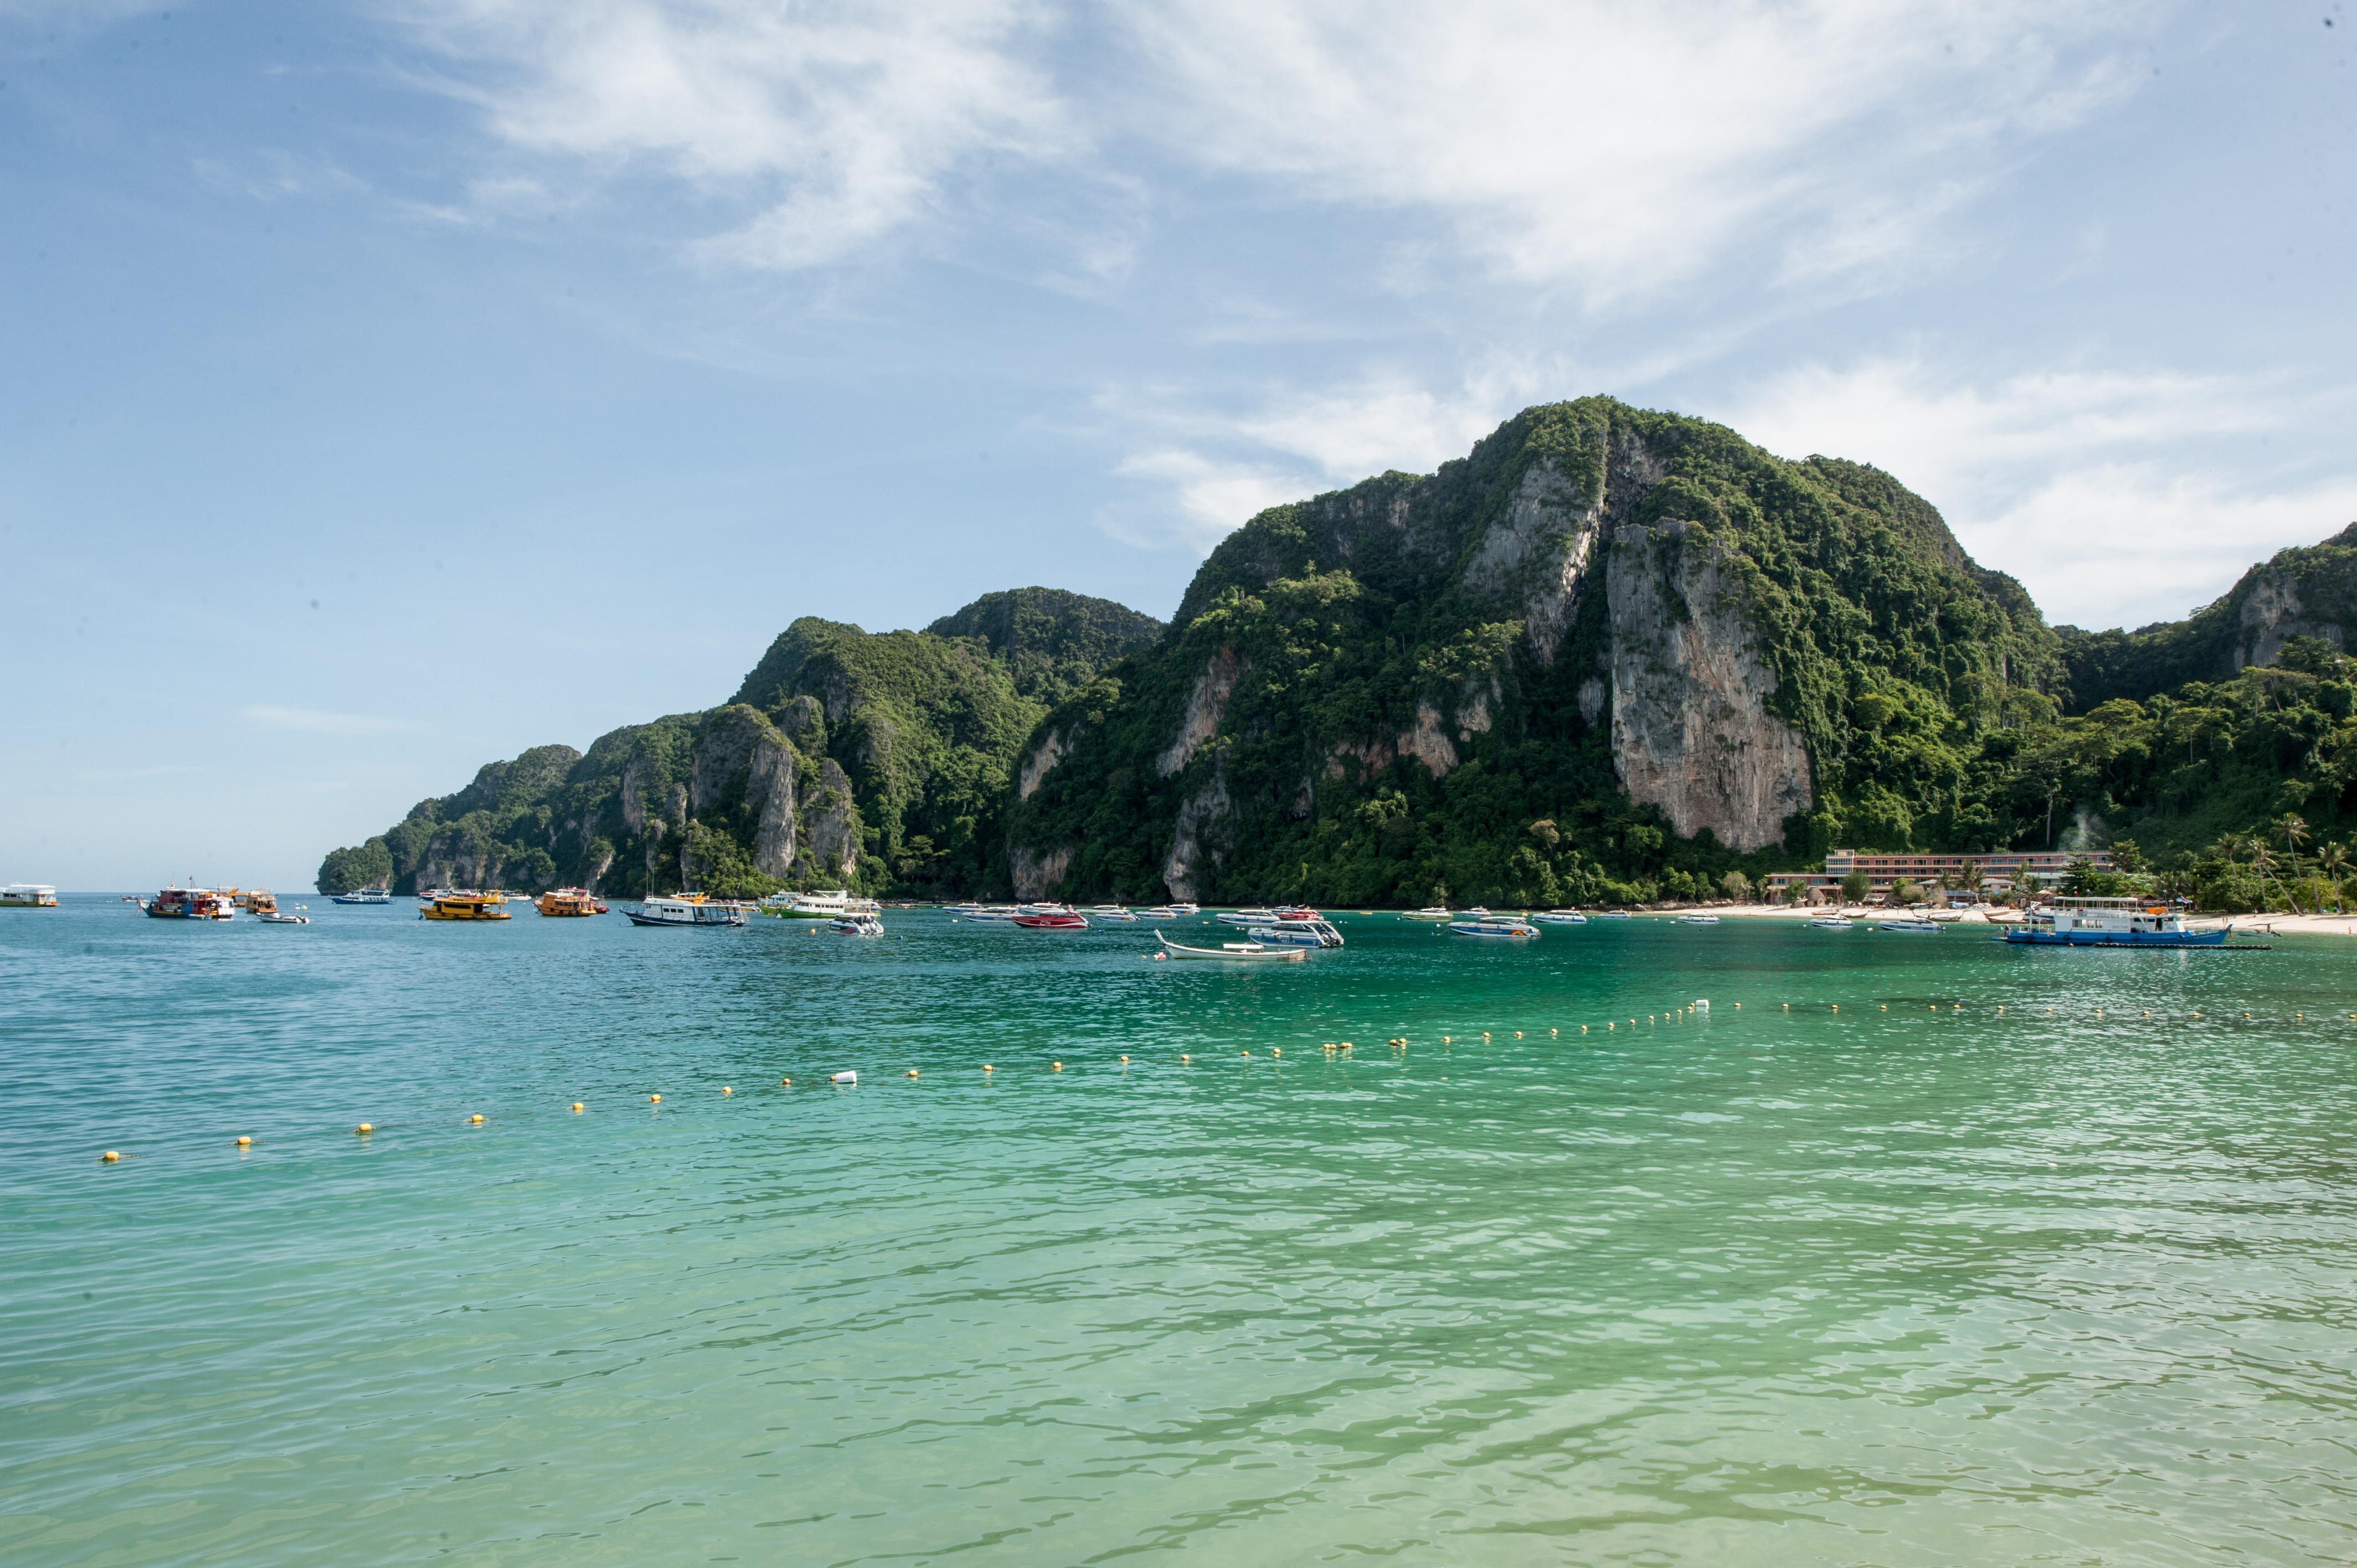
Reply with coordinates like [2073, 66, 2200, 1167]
[2060, 857, 2102, 896]
[2108, 839, 2147, 875]
[1720, 869, 1752, 902]
[1950, 860, 1987, 903]
[1840, 869, 1871, 904]
[1890, 877, 1923, 907]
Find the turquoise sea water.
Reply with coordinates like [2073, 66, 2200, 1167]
[4, 900, 2355, 1566]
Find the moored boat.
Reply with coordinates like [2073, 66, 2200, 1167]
[331, 887, 392, 905]
[1013, 911, 1088, 930]
[1999, 896, 2230, 948]
[1252, 917, 1345, 947]
[1593, 909, 1632, 920]
[145, 885, 234, 920]
[1400, 906, 1454, 920]
[420, 891, 511, 921]
[766, 890, 859, 919]
[1, 883, 59, 908]
[1216, 907, 1277, 927]
[957, 905, 1023, 923]
[1447, 917, 1538, 938]
[1533, 910, 1587, 925]
[536, 888, 607, 916]
[825, 914, 886, 936]
[1878, 918, 1941, 934]
[1808, 915, 1856, 930]
[1088, 905, 1140, 922]
[628, 894, 746, 927]
[1154, 931, 1306, 962]
[236, 889, 279, 914]
[1676, 914, 1721, 926]
[258, 905, 310, 925]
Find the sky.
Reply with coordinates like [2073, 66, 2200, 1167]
[5, 0, 2354, 890]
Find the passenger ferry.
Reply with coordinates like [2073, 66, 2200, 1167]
[765, 890, 864, 919]
[2000, 896, 2227, 947]
[331, 887, 392, 905]
[1, 883, 59, 907]
[536, 888, 608, 917]
[420, 891, 511, 921]
[145, 885, 235, 920]
[629, 893, 747, 927]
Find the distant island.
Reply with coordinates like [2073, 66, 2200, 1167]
[320, 398, 2357, 913]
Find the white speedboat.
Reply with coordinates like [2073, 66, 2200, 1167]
[1217, 907, 1278, 927]
[1155, 931, 1306, 962]
[629, 894, 748, 927]
[1089, 905, 1140, 922]
[1877, 918, 1941, 934]
[1251, 917, 1345, 947]
[1808, 915, 1856, 930]
[1593, 910, 1632, 920]
[1447, 917, 1538, 938]
[1676, 914, 1721, 926]
[958, 906, 1023, 924]
[330, 887, 390, 905]
[1135, 905, 1185, 919]
[1400, 906, 1454, 921]
[1533, 910, 1587, 925]
[825, 915, 885, 936]
[258, 906, 310, 924]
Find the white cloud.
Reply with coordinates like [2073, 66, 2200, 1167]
[399, 0, 1069, 267]
[242, 705, 417, 735]
[1723, 355, 2357, 629]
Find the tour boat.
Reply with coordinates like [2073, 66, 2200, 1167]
[1808, 915, 1856, 930]
[627, 894, 746, 927]
[236, 889, 279, 915]
[1999, 896, 2229, 948]
[420, 891, 511, 921]
[825, 914, 886, 936]
[1089, 905, 1140, 922]
[1877, 918, 1941, 934]
[1250, 917, 1345, 947]
[1155, 931, 1306, 962]
[145, 885, 234, 920]
[1400, 907, 1454, 920]
[1676, 914, 1721, 926]
[1013, 910, 1088, 930]
[1447, 917, 1539, 938]
[536, 888, 607, 917]
[1533, 910, 1587, 925]
[1, 884, 58, 908]
[331, 887, 392, 905]
[766, 889, 855, 919]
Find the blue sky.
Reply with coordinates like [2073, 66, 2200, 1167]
[6, 0, 2354, 890]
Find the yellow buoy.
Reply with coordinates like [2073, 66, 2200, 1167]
[1515, 1030, 1524, 1039]
[1550, 1028, 1558, 1037]
[356, 1123, 373, 1134]
[982, 1064, 993, 1072]
[722, 1086, 733, 1095]
[235, 1134, 252, 1146]
[1442, 1035, 1451, 1043]
[1052, 1061, 1063, 1070]
[1952, 1004, 1960, 1012]
[1783, 1003, 1790, 1010]
[1120, 1054, 1130, 1063]
[649, 1094, 661, 1103]
[469, 1113, 484, 1124]
[1180, 1054, 1192, 1062]
[905, 1069, 919, 1078]
[101, 1150, 120, 1163]
[1831, 1005, 1838, 1013]
[1733, 1003, 1740, 1009]
[780, 1077, 791, 1086]
[1581, 1024, 1588, 1033]
[1996, 1006, 2004, 1014]
[1483, 1031, 1491, 1039]
[1240, 1050, 1250, 1058]
[573, 1103, 584, 1112]
[1272, 1048, 1282, 1057]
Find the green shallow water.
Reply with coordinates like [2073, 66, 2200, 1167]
[3, 902, 2355, 1566]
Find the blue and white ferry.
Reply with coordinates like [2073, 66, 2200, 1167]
[2000, 896, 2226, 948]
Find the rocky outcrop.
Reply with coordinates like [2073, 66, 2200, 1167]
[1162, 772, 1233, 901]
[1397, 703, 1459, 778]
[1009, 843, 1073, 899]
[1157, 646, 1246, 778]
[1017, 725, 1069, 801]
[2235, 573, 2344, 671]
[1605, 519, 1813, 852]
[800, 758, 861, 882]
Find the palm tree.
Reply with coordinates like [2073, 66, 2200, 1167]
[2318, 842, 2350, 911]
[1952, 860, 1987, 904]
[2277, 813, 2313, 868]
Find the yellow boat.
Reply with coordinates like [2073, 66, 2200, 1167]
[238, 889, 279, 914]
[420, 891, 511, 921]
[536, 888, 607, 917]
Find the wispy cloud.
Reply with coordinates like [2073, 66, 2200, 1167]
[1723, 354, 2357, 629]
[241, 705, 418, 735]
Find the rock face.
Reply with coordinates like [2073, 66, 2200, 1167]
[1160, 773, 1232, 901]
[1157, 647, 1245, 778]
[1605, 519, 1814, 852]
[800, 759, 861, 883]
[1008, 842, 1073, 899]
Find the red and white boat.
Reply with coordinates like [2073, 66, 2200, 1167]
[1012, 910, 1088, 930]
[145, 884, 235, 920]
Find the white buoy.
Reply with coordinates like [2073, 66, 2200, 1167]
[1691, 999, 1710, 1013]
[831, 1070, 858, 1085]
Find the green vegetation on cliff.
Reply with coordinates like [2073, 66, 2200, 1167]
[922, 587, 1163, 704]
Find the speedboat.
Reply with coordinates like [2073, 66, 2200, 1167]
[1089, 905, 1140, 922]
[958, 905, 1023, 923]
[1878, 917, 1941, 933]
[421, 891, 511, 921]
[1533, 909, 1587, 925]
[1135, 905, 1185, 919]
[1252, 917, 1345, 947]
[825, 914, 885, 936]
[1155, 931, 1306, 962]
[1593, 910, 1632, 920]
[331, 887, 391, 905]
[1447, 917, 1538, 938]
[1013, 910, 1088, 930]
[1165, 902, 1200, 916]
[1807, 915, 1856, 930]
[1999, 896, 2229, 948]
[1, 884, 59, 908]
[1217, 907, 1278, 927]
[259, 906, 310, 925]
[1399, 907, 1454, 920]
[627, 894, 745, 927]
[1676, 914, 1721, 926]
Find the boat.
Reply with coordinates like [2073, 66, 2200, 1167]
[1676, 914, 1721, 926]
[1, 884, 59, 908]
[536, 888, 608, 917]
[627, 894, 746, 927]
[956, 905, 1023, 923]
[420, 891, 511, 921]
[331, 887, 392, 905]
[1250, 917, 1345, 947]
[1155, 931, 1306, 962]
[1089, 905, 1141, 922]
[258, 906, 310, 925]
[765, 889, 861, 919]
[1533, 910, 1587, 925]
[1877, 917, 1942, 934]
[1999, 896, 2231, 948]
[1217, 907, 1277, 927]
[1808, 915, 1856, 930]
[1593, 909, 1632, 920]
[1447, 917, 1539, 938]
[1400, 906, 1454, 921]
[236, 889, 279, 914]
[145, 885, 235, 920]
[1013, 911, 1088, 930]
[1135, 905, 1186, 919]
[825, 914, 886, 936]
[1165, 902, 1200, 916]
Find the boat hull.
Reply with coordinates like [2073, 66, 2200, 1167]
[2001, 929, 2229, 947]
